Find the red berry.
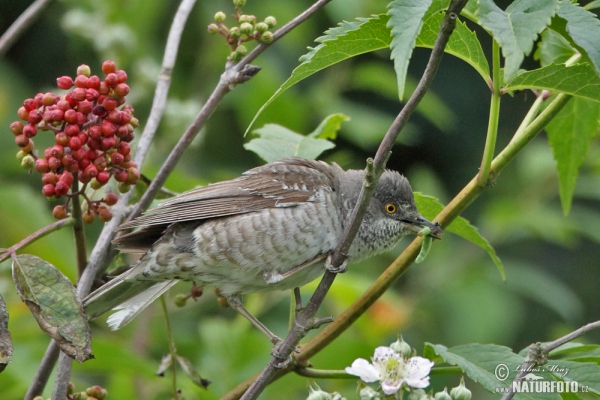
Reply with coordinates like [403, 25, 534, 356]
[71, 88, 86, 102]
[22, 139, 34, 153]
[50, 145, 64, 158]
[23, 123, 37, 138]
[84, 164, 98, 178]
[101, 119, 117, 136]
[116, 69, 127, 83]
[15, 134, 29, 147]
[78, 132, 88, 145]
[71, 147, 86, 161]
[53, 205, 68, 220]
[87, 75, 101, 89]
[97, 170, 110, 184]
[54, 180, 70, 196]
[114, 83, 129, 97]
[51, 109, 65, 122]
[42, 172, 58, 185]
[87, 138, 100, 150]
[107, 110, 121, 124]
[102, 97, 118, 111]
[126, 167, 140, 185]
[88, 125, 102, 140]
[42, 184, 56, 197]
[35, 158, 49, 173]
[117, 142, 131, 156]
[92, 105, 106, 116]
[105, 73, 118, 87]
[98, 208, 113, 222]
[85, 88, 99, 102]
[57, 100, 71, 111]
[27, 110, 42, 125]
[65, 158, 79, 173]
[59, 172, 74, 186]
[18, 106, 29, 121]
[78, 158, 90, 171]
[64, 109, 78, 124]
[10, 121, 24, 135]
[78, 170, 91, 184]
[93, 156, 107, 170]
[57, 76, 74, 90]
[86, 149, 98, 160]
[114, 169, 128, 182]
[76, 111, 86, 126]
[104, 192, 118, 206]
[23, 98, 37, 111]
[78, 100, 92, 115]
[110, 152, 124, 165]
[42, 93, 56, 107]
[68, 136, 82, 151]
[64, 123, 80, 136]
[74, 75, 88, 88]
[101, 60, 116, 74]
[34, 93, 44, 107]
[48, 156, 61, 171]
[55, 132, 69, 146]
[98, 81, 110, 95]
[101, 137, 116, 150]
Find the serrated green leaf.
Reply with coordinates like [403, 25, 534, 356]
[477, 0, 559, 83]
[244, 121, 337, 162]
[546, 97, 600, 215]
[414, 193, 505, 279]
[505, 63, 600, 102]
[246, 10, 492, 134]
[551, 360, 600, 394]
[0, 294, 12, 373]
[556, 0, 600, 77]
[461, 0, 479, 23]
[535, 29, 577, 66]
[176, 355, 211, 389]
[11, 254, 92, 363]
[309, 113, 350, 139]
[417, 0, 489, 82]
[388, 0, 433, 100]
[585, 0, 600, 11]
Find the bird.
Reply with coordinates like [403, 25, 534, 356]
[83, 157, 442, 340]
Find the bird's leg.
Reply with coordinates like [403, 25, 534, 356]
[324, 254, 349, 274]
[225, 294, 282, 345]
[293, 287, 304, 317]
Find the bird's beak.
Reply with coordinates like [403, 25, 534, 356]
[403, 215, 443, 239]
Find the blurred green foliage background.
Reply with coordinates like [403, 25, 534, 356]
[1, 0, 599, 399]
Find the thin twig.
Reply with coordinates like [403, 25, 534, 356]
[160, 296, 179, 397]
[501, 320, 600, 400]
[0, 0, 54, 58]
[0, 218, 73, 264]
[239, 2, 468, 399]
[70, 179, 88, 277]
[24, 341, 59, 400]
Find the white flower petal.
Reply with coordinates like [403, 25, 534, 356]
[345, 358, 381, 382]
[381, 379, 402, 395]
[404, 357, 434, 388]
[373, 346, 396, 361]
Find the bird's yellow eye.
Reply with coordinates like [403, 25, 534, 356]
[385, 202, 397, 214]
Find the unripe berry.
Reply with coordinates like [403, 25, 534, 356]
[174, 294, 187, 307]
[98, 208, 113, 222]
[118, 182, 131, 193]
[105, 73, 118, 87]
[42, 92, 56, 106]
[126, 167, 140, 185]
[207, 23, 219, 34]
[82, 210, 95, 224]
[77, 64, 91, 77]
[450, 378, 472, 400]
[35, 158, 50, 173]
[21, 154, 35, 169]
[54, 180, 70, 196]
[237, 44, 248, 55]
[101, 60, 116, 74]
[23, 123, 38, 137]
[214, 11, 226, 22]
[104, 193, 119, 206]
[10, 121, 24, 135]
[434, 388, 452, 400]
[239, 22, 253, 35]
[21, 138, 34, 153]
[264, 16, 277, 27]
[15, 134, 29, 147]
[18, 106, 29, 121]
[230, 26, 241, 39]
[260, 31, 274, 43]
[57, 76, 74, 90]
[229, 51, 242, 61]
[90, 178, 103, 190]
[57, 100, 71, 111]
[42, 184, 56, 197]
[233, 0, 246, 7]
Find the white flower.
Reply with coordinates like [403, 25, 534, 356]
[345, 346, 434, 395]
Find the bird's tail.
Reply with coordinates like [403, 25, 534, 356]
[83, 271, 178, 330]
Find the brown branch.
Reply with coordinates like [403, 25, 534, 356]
[0, 0, 54, 58]
[70, 179, 87, 277]
[239, 2, 468, 399]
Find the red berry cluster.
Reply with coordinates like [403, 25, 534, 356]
[11, 60, 140, 223]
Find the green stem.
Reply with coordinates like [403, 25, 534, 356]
[70, 178, 88, 277]
[294, 367, 352, 379]
[0, 218, 73, 263]
[509, 93, 545, 145]
[477, 39, 502, 186]
[160, 296, 178, 398]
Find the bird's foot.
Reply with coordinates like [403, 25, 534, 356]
[269, 340, 300, 369]
[325, 255, 348, 274]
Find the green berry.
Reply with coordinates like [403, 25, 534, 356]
[233, 0, 246, 7]
[118, 182, 131, 193]
[450, 377, 472, 400]
[21, 154, 35, 169]
[239, 22, 253, 35]
[207, 23, 219, 34]
[237, 44, 248, 55]
[174, 294, 188, 307]
[229, 51, 242, 61]
[260, 31, 274, 43]
[434, 388, 452, 400]
[77, 64, 91, 77]
[264, 16, 277, 27]
[214, 11, 226, 22]
[255, 22, 268, 33]
[229, 26, 241, 39]
[238, 14, 252, 24]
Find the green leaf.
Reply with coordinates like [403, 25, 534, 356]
[550, 360, 600, 395]
[477, 0, 560, 83]
[0, 294, 12, 373]
[505, 63, 600, 102]
[415, 193, 505, 279]
[176, 355, 211, 389]
[308, 113, 350, 139]
[534, 29, 577, 66]
[546, 97, 600, 215]
[244, 117, 342, 162]
[387, 0, 433, 100]
[556, 0, 600, 77]
[11, 254, 92, 363]
[417, 0, 490, 82]
[246, 10, 491, 133]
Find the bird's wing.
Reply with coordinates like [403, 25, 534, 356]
[114, 158, 342, 250]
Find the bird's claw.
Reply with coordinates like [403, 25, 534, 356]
[270, 341, 299, 369]
[325, 255, 348, 274]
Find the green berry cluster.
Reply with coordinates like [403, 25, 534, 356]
[33, 382, 108, 400]
[207, 0, 276, 61]
[10, 60, 141, 223]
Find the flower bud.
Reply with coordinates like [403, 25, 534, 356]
[264, 16, 277, 27]
[214, 11, 226, 22]
[434, 388, 452, 400]
[359, 385, 381, 400]
[390, 336, 412, 358]
[255, 22, 269, 33]
[239, 22, 253, 35]
[450, 377, 471, 400]
[237, 44, 248, 55]
[233, 0, 246, 7]
[260, 31, 274, 43]
[207, 23, 219, 34]
[229, 26, 241, 39]
[407, 389, 429, 400]
[229, 50, 242, 61]
[306, 382, 333, 400]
